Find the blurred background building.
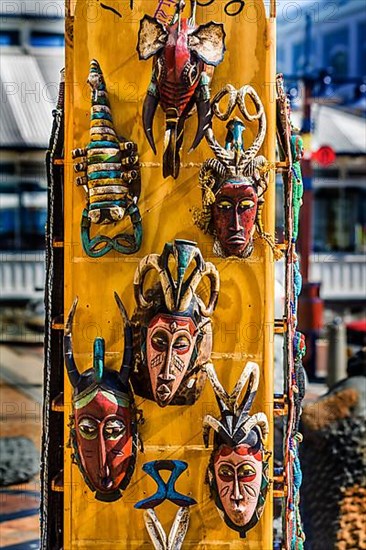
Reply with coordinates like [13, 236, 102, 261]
[0, 0, 64, 303]
[276, 0, 366, 319]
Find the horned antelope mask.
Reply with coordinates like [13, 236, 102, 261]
[203, 362, 270, 537]
[194, 84, 277, 259]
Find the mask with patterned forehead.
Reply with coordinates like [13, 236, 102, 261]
[131, 239, 220, 407]
[64, 293, 139, 501]
[194, 84, 277, 259]
[203, 362, 270, 537]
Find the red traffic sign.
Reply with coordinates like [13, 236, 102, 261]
[312, 145, 336, 166]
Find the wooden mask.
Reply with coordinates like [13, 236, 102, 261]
[137, 1, 226, 179]
[64, 294, 139, 501]
[131, 239, 220, 406]
[194, 84, 274, 259]
[203, 362, 270, 537]
[72, 59, 142, 257]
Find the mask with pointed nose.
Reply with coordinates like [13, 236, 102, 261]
[203, 362, 269, 537]
[146, 314, 199, 406]
[213, 443, 264, 528]
[132, 239, 219, 406]
[64, 294, 139, 501]
[212, 179, 258, 258]
[194, 85, 271, 259]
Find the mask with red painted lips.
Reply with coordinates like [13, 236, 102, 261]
[64, 293, 140, 502]
[132, 239, 220, 406]
[203, 362, 270, 537]
[214, 444, 263, 528]
[74, 387, 133, 496]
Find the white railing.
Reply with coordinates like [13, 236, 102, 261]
[275, 253, 365, 301]
[0, 252, 45, 300]
[309, 253, 366, 301]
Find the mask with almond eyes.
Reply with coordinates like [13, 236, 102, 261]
[64, 294, 139, 501]
[203, 362, 270, 537]
[132, 239, 220, 406]
[194, 85, 273, 259]
[212, 180, 259, 258]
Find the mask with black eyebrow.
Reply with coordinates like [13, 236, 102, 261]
[194, 85, 276, 259]
[203, 362, 270, 537]
[64, 293, 139, 501]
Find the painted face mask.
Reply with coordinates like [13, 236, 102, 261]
[194, 84, 278, 259]
[203, 362, 269, 537]
[132, 239, 220, 406]
[64, 293, 139, 501]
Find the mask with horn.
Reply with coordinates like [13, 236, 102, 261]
[64, 293, 139, 501]
[72, 59, 142, 258]
[131, 239, 220, 407]
[203, 362, 270, 537]
[136, 0, 226, 179]
[194, 84, 278, 259]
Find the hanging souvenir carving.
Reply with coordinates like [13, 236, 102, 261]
[194, 84, 279, 259]
[131, 239, 220, 406]
[136, 0, 226, 179]
[135, 460, 197, 550]
[72, 59, 142, 257]
[64, 293, 140, 501]
[203, 361, 270, 537]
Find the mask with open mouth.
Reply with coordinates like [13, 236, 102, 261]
[203, 361, 270, 537]
[64, 293, 139, 501]
[132, 239, 220, 406]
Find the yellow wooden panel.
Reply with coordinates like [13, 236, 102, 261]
[64, 1, 276, 547]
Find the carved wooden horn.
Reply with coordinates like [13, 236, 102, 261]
[236, 85, 266, 165]
[114, 292, 133, 385]
[174, 245, 220, 316]
[204, 362, 231, 410]
[64, 297, 81, 388]
[199, 158, 226, 190]
[232, 361, 260, 416]
[242, 413, 269, 442]
[133, 253, 175, 311]
[212, 83, 238, 121]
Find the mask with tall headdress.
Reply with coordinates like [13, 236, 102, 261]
[194, 84, 277, 259]
[64, 293, 139, 501]
[131, 239, 220, 406]
[203, 361, 270, 537]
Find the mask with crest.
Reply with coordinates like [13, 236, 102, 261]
[131, 239, 220, 406]
[203, 361, 270, 537]
[64, 293, 139, 501]
[194, 84, 278, 259]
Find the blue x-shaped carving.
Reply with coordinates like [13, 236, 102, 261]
[134, 460, 197, 509]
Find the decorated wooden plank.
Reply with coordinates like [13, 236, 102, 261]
[60, 0, 277, 547]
